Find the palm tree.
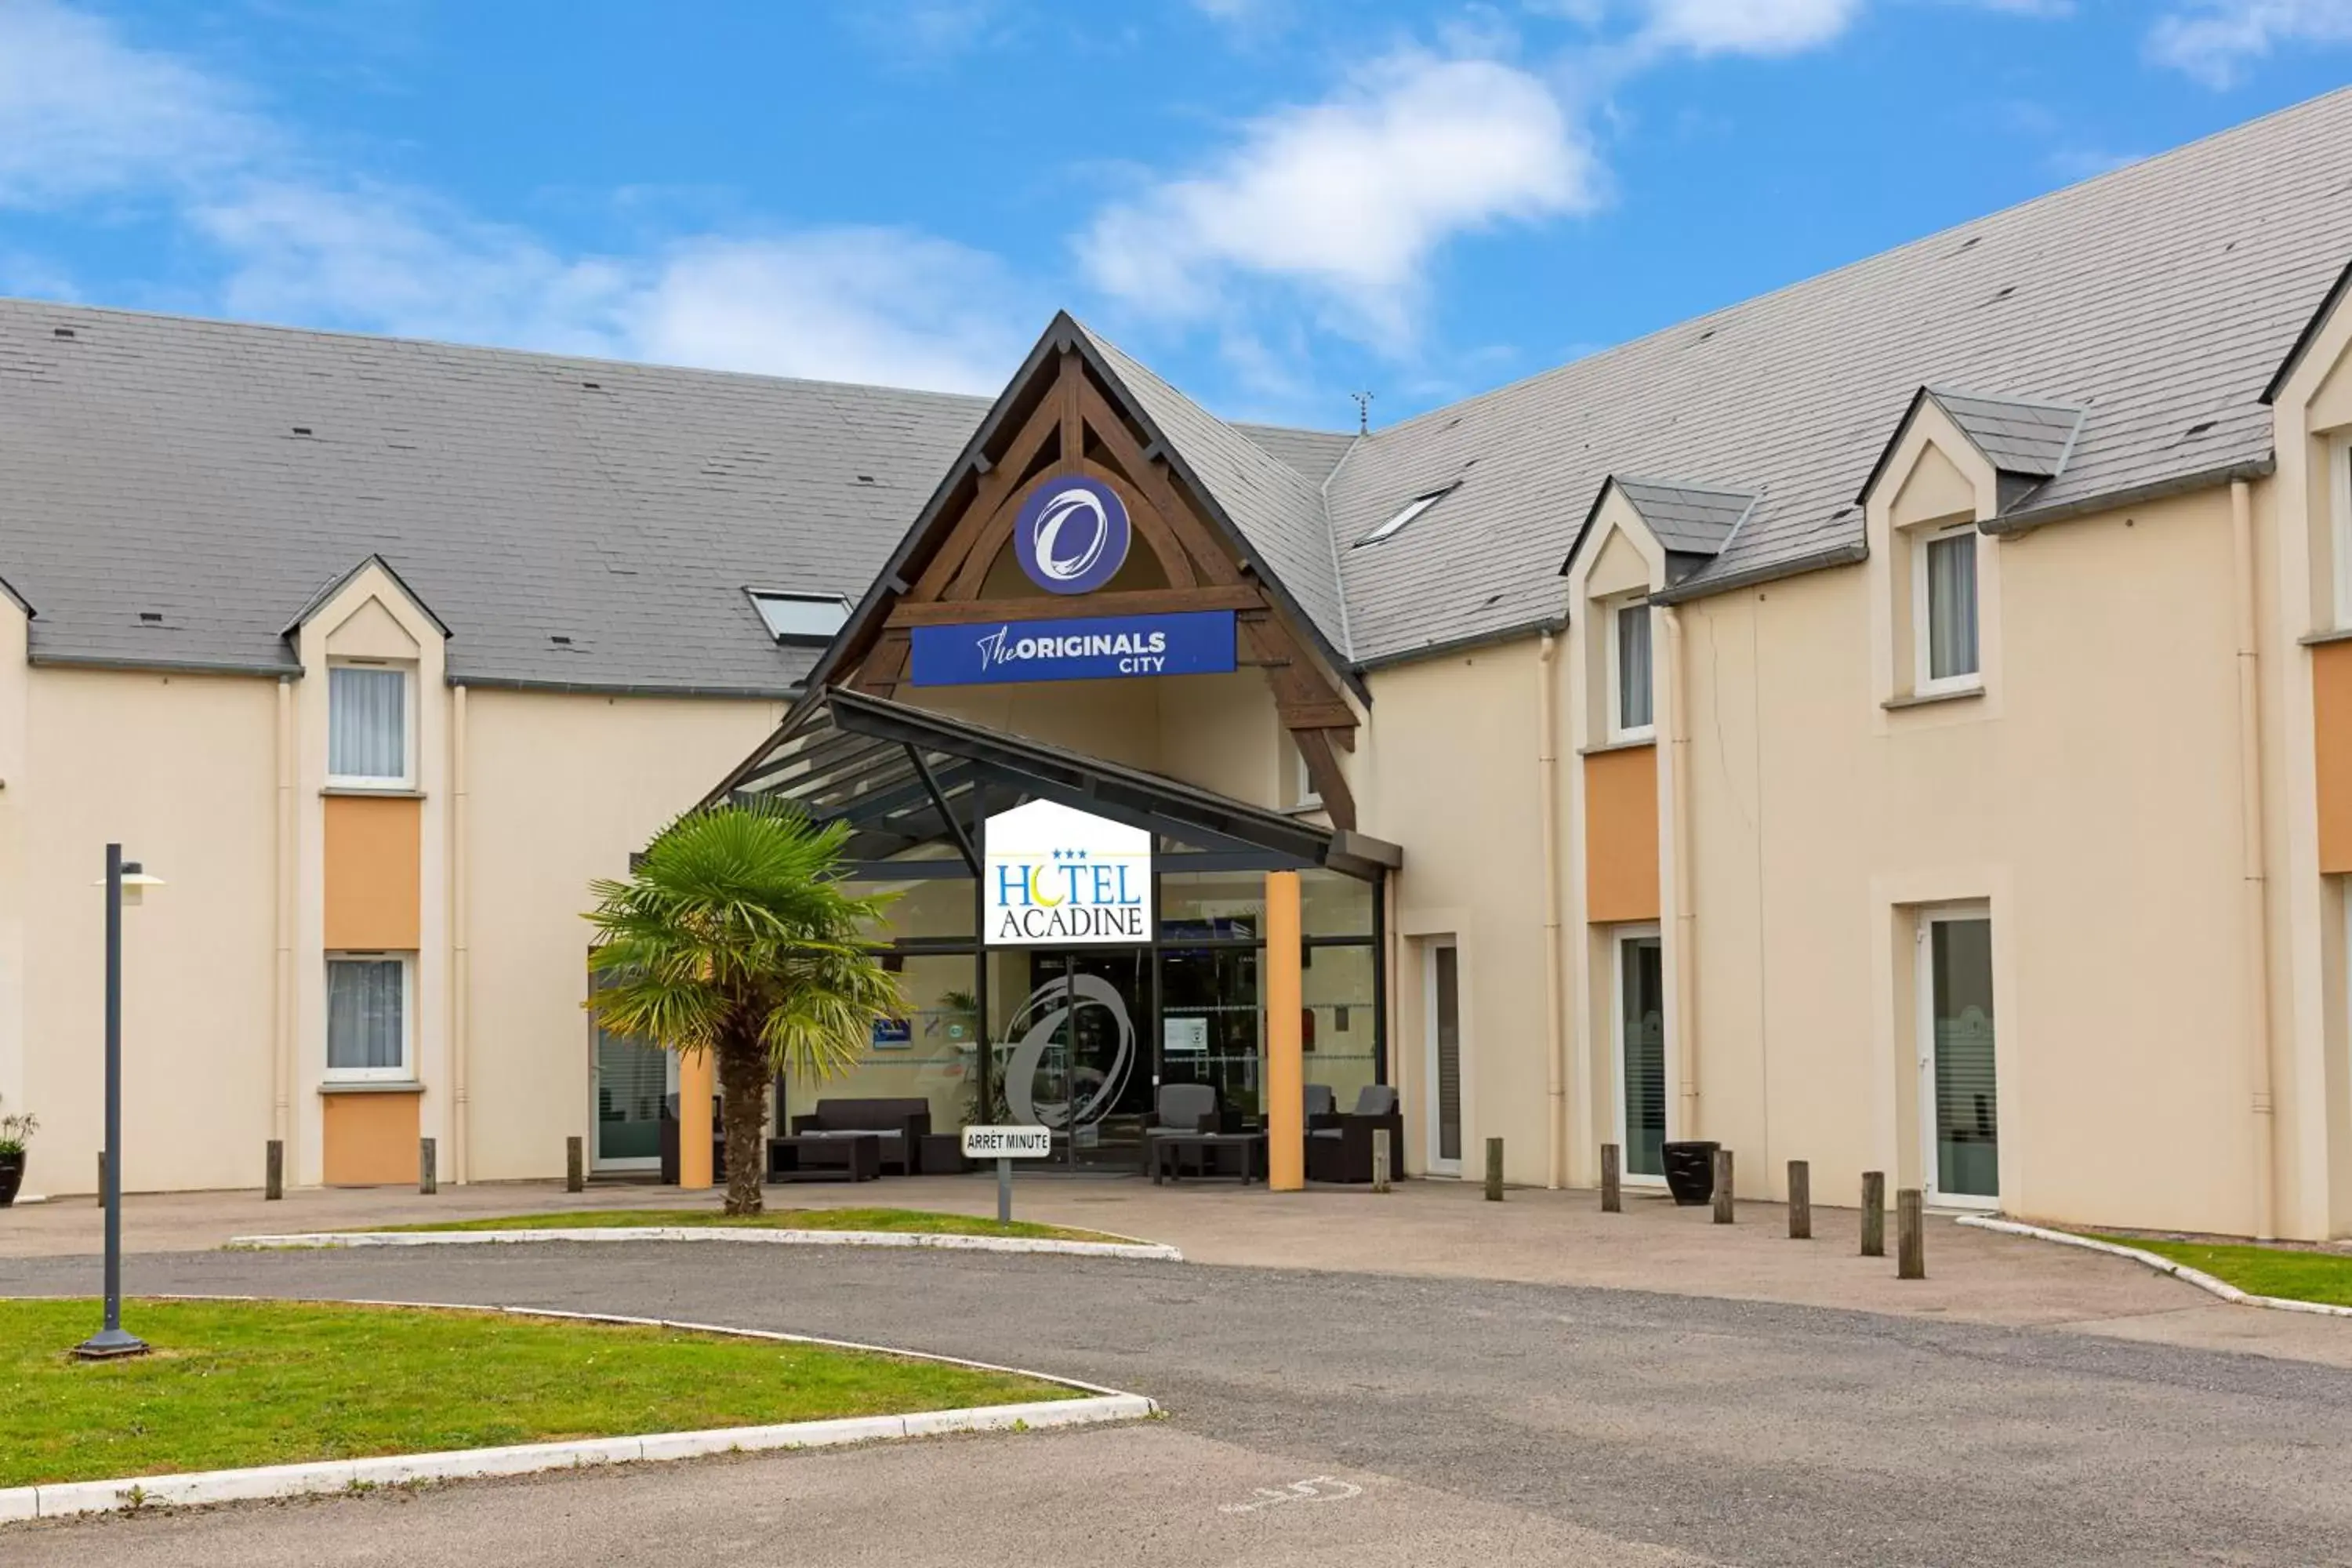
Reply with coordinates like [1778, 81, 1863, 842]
[584, 800, 902, 1216]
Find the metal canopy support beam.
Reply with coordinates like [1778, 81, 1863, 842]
[906, 745, 981, 874]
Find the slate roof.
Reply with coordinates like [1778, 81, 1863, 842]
[1924, 389, 2085, 481]
[1610, 480, 1756, 558]
[1079, 325, 1355, 651]
[5, 87, 2350, 687]
[0, 302, 996, 691]
[1332, 84, 2352, 656]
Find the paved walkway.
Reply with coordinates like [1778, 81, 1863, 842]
[8, 1243, 2352, 1566]
[6, 1174, 2348, 1365]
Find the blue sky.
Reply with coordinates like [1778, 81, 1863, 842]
[2, 1, 2348, 428]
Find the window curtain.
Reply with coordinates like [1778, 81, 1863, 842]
[328, 959, 405, 1070]
[329, 666, 407, 779]
[1926, 534, 1979, 681]
[1616, 604, 1653, 731]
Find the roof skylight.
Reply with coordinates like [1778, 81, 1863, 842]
[1354, 488, 1450, 548]
[749, 590, 851, 645]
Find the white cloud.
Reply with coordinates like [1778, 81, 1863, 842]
[0, 0, 1031, 393]
[0, 0, 264, 205]
[2147, 0, 2352, 87]
[1078, 51, 1597, 348]
[627, 234, 1031, 392]
[1635, 0, 1865, 56]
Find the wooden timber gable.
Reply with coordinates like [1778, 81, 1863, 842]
[811, 314, 1366, 829]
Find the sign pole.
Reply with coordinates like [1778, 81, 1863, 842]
[997, 1156, 1013, 1224]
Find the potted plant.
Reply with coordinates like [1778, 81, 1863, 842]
[0, 1095, 35, 1207]
[1661, 1138, 1720, 1207]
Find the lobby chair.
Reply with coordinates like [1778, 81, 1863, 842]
[1306, 1085, 1406, 1185]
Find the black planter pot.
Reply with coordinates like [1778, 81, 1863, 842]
[0, 1151, 24, 1208]
[1661, 1140, 1719, 1207]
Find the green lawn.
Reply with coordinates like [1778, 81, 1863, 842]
[368, 1207, 1124, 1244]
[1, 1298, 1071, 1490]
[2086, 1234, 2352, 1308]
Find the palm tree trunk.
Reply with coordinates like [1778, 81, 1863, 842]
[717, 1022, 769, 1218]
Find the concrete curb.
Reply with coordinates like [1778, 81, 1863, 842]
[1957, 1215, 2352, 1319]
[0, 1299, 1157, 1523]
[226, 1226, 1183, 1262]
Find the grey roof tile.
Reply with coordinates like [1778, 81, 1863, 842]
[1330, 86, 2352, 659]
[5, 88, 2349, 685]
[1926, 388, 2085, 479]
[1612, 479, 1756, 557]
[1076, 322, 1354, 656]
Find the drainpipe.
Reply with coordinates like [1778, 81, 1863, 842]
[1537, 631, 1566, 1189]
[452, 682, 471, 1187]
[1664, 606, 1700, 1138]
[273, 677, 296, 1156]
[2231, 478, 2278, 1240]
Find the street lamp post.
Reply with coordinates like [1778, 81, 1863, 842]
[75, 843, 154, 1360]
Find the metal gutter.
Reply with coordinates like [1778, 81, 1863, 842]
[27, 651, 302, 678]
[1981, 456, 2275, 535]
[1651, 539, 1871, 606]
[1351, 615, 1567, 674]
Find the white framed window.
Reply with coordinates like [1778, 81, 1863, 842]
[2331, 435, 2352, 630]
[1913, 523, 1981, 695]
[748, 590, 851, 645]
[1613, 924, 1668, 1182]
[1354, 488, 1450, 547]
[328, 662, 412, 787]
[1607, 596, 1655, 741]
[326, 953, 412, 1081]
[1290, 733, 1322, 811]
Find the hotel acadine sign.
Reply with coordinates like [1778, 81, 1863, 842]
[908, 474, 1237, 688]
[983, 799, 1152, 946]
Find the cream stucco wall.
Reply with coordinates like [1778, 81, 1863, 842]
[19, 668, 279, 1194]
[906, 667, 1290, 805]
[459, 687, 783, 1181]
[1675, 485, 2263, 1232]
[1358, 641, 1563, 1185]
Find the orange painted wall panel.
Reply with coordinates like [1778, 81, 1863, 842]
[325, 795, 420, 949]
[321, 1091, 420, 1185]
[1584, 744, 1661, 924]
[2317, 641, 2352, 874]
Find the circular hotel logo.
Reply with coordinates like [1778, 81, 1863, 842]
[1014, 477, 1131, 595]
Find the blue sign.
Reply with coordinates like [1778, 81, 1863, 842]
[1014, 477, 1131, 595]
[909, 611, 1236, 687]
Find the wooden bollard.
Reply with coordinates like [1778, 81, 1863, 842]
[265, 1139, 284, 1201]
[1787, 1160, 1810, 1240]
[1711, 1148, 1734, 1224]
[1484, 1137, 1504, 1201]
[1860, 1171, 1886, 1257]
[566, 1135, 586, 1194]
[1897, 1187, 1926, 1279]
[419, 1137, 438, 1196]
[1370, 1127, 1392, 1194]
[1601, 1142, 1622, 1213]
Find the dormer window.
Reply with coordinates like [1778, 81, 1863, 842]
[1354, 488, 1450, 547]
[750, 590, 851, 645]
[1608, 594, 1655, 742]
[1915, 523, 1980, 693]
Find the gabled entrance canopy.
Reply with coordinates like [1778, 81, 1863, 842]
[707, 687, 1401, 882]
[793, 311, 1367, 827]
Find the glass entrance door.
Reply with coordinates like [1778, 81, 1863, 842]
[1425, 941, 1461, 1175]
[593, 1025, 670, 1171]
[989, 949, 1152, 1171]
[1920, 911, 1998, 1205]
[1617, 929, 1667, 1180]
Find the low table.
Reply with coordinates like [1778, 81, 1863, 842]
[766, 1132, 881, 1183]
[1149, 1131, 1266, 1185]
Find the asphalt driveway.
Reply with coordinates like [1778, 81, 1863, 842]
[5, 1243, 2352, 1566]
